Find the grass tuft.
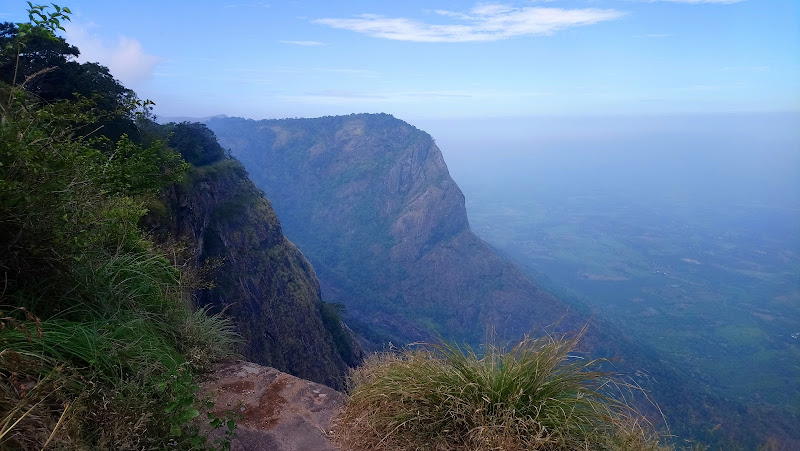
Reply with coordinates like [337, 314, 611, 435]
[180, 305, 242, 371]
[335, 330, 670, 451]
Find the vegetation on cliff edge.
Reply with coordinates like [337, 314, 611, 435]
[0, 5, 238, 449]
[335, 331, 670, 451]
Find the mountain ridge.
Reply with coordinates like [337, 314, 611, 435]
[207, 113, 582, 349]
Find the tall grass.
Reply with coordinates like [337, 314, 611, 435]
[335, 331, 669, 451]
[0, 248, 240, 449]
[180, 305, 242, 370]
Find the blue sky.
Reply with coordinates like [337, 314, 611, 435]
[1, 0, 798, 120]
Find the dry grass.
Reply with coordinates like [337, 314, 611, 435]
[334, 331, 671, 451]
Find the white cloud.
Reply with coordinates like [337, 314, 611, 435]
[313, 3, 626, 42]
[675, 84, 722, 91]
[65, 23, 162, 87]
[279, 40, 327, 46]
[286, 90, 388, 103]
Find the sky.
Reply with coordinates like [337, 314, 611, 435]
[1, 0, 798, 120]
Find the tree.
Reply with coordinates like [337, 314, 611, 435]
[0, 3, 187, 315]
[1, 6, 142, 142]
[165, 122, 228, 166]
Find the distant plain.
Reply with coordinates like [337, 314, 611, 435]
[422, 112, 800, 421]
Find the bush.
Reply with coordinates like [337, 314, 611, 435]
[335, 331, 669, 451]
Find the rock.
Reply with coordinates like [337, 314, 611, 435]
[201, 360, 345, 451]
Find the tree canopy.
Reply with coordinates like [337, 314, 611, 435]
[1, 18, 142, 141]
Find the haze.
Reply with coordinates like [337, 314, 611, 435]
[4, 0, 797, 439]
[419, 112, 800, 211]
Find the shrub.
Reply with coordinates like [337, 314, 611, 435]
[335, 331, 669, 451]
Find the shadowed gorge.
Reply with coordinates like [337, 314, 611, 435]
[146, 122, 362, 389]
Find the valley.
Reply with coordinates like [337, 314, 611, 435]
[463, 190, 799, 411]
[419, 112, 800, 446]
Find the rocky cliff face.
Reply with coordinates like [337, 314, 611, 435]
[207, 114, 580, 347]
[148, 123, 361, 389]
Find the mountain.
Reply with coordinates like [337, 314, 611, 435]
[206, 114, 581, 349]
[146, 122, 362, 389]
[206, 114, 800, 448]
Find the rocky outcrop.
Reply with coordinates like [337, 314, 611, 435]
[207, 114, 581, 348]
[149, 123, 362, 389]
[201, 360, 344, 451]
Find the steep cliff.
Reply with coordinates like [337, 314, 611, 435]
[148, 123, 361, 389]
[207, 114, 579, 348]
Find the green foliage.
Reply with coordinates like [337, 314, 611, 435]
[0, 90, 186, 304]
[319, 302, 358, 366]
[207, 410, 238, 451]
[1, 3, 73, 68]
[335, 332, 669, 451]
[158, 364, 204, 439]
[96, 133, 189, 196]
[0, 247, 239, 448]
[1, 3, 150, 142]
[0, 5, 236, 449]
[166, 122, 228, 167]
[23, 2, 72, 33]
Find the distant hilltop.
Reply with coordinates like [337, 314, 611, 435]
[207, 113, 580, 349]
[156, 113, 229, 124]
